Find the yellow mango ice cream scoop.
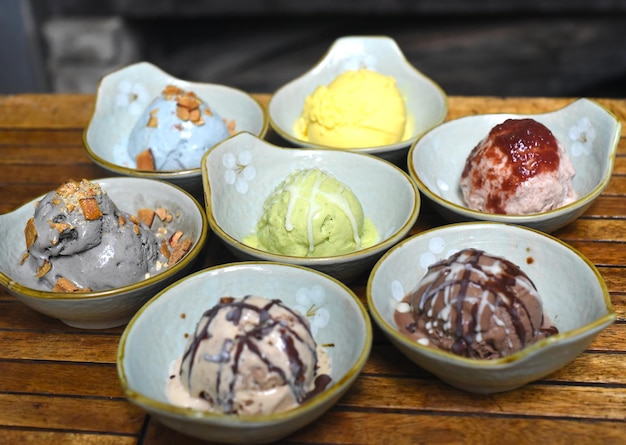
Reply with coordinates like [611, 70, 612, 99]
[295, 69, 407, 148]
[245, 168, 378, 257]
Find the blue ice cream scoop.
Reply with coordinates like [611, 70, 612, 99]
[128, 85, 232, 170]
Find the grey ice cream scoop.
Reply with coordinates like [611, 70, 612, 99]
[19, 179, 163, 291]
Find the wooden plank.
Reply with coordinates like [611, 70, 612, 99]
[0, 163, 108, 185]
[364, 346, 626, 385]
[142, 410, 626, 445]
[0, 361, 123, 398]
[0, 145, 90, 162]
[0, 129, 84, 145]
[0, 430, 138, 445]
[0, 94, 95, 129]
[338, 376, 626, 420]
[0, 300, 125, 334]
[0, 331, 119, 364]
[555, 219, 626, 243]
[0, 393, 145, 434]
[566, 240, 626, 266]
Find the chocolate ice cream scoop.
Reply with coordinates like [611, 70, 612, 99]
[395, 248, 558, 359]
[167, 295, 331, 415]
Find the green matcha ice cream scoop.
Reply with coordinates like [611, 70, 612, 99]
[253, 168, 377, 257]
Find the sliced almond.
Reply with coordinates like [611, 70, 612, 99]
[155, 207, 168, 221]
[160, 240, 171, 259]
[136, 148, 156, 171]
[167, 238, 192, 266]
[56, 179, 80, 197]
[177, 93, 200, 109]
[35, 260, 51, 278]
[52, 277, 92, 293]
[24, 217, 37, 250]
[48, 221, 72, 233]
[226, 119, 236, 135]
[20, 252, 29, 265]
[176, 105, 190, 121]
[136, 208, 156, 227]
[169, 230, 183, 247]
[79, 197, 102, 221]
[163, 85, 184, 97]
[189, 108, 202, 123]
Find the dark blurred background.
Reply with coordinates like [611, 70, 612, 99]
[2, 0, 626, 97]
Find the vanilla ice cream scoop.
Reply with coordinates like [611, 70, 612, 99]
[128, 85, 233, 170]
[295, 69, 407, 148]
[167, 295, 331, 415]
[249, 168, 378, 257]
[460, 118, 577, 215]
[394, 248, 558, 359]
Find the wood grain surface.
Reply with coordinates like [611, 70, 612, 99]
[1, 94, 625, 444]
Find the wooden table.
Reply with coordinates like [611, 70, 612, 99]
[1, 95, 625, 444]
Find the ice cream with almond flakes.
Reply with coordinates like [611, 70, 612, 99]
[460, 118, 577, 215]
[16, 179, 192, 292]
[394, 248, 558, 359]
[166, 295, 331, 415]
[128, 85, 234, 171]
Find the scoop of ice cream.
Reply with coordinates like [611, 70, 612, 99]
[128, 85, 233, 170]
[295, 69, 407, 148]
[460, 118, 577, 215]
[248, 168, 378, 257]
[394, 248, 558, 359]
[167, 295, 331, 415]
[18, 179, 188, 292]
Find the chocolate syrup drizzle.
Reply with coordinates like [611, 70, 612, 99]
[181, 295, 331, 413]
[413, 249, 558, 358]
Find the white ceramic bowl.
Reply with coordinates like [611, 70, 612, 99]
[269, 35, 448, 166]
[0, 177, 208, 329]
[408, 98, 621, 233]
[84, 61, 269, 197]
[201, 132, 420, 283]
[367, 222, 616, 393]
[117, 261, 372, 444]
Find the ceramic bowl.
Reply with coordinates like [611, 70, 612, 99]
[0, 177, 208, 329]
[268, 35, 448, 166]
[84, 61, 269, 197]
[408, 98, 621, 233]
[201, 132, 420, 283]
[367, 222, 616, 393]
[117, 261, 372, 444]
